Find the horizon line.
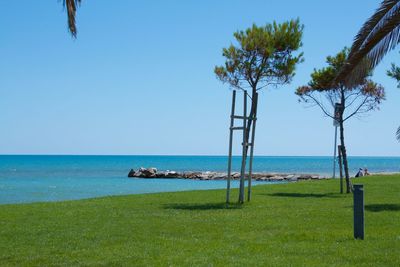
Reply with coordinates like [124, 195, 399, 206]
[1, 154, 399, 158]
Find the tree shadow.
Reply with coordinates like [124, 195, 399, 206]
[365, 204, 400, 212]
[163, 202, 242, 211]
[266, 192, 340, 198]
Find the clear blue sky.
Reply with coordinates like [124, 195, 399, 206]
[1, 0, 399, 156]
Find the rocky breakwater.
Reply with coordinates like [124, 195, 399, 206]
[127, 167, 328, 182]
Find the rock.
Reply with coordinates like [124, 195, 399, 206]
[269, 176, 284, 181]
[136, 168, 155, 178]
[128, 169, 136, 177]
[284, 174, 298, 182]
[184, 172, 202, 179]
[232, 172, 240, 179]
[199, 172, 212, 180]
[165, 171, 179, 178]
[213, 173, 226, 180]
[128, 167, 159, 178]
[298, 174, 312, 180]
[141, 168, 157, 177]
[156, 172, 166, 178]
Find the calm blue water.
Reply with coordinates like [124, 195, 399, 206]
[0, 155, 399, 204]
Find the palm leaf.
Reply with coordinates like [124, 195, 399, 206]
[397, 126, 400, 141]
[335, 0, 400, 86]
[64, 0, 82, 37]
[350, 0, 398, 55]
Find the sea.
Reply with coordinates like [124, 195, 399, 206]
[0, 155, 399, 204]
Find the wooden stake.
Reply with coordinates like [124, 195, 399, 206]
[226, 90, 236, 204]
[239, 91, 247, 203]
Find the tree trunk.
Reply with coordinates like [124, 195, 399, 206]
[339, 121, 351, 193]
[238, 88, 258, 203]
[339, 88, 351, 193]
[245, 89, 258, 144]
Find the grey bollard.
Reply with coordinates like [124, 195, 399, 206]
[353, 184, 364, 240]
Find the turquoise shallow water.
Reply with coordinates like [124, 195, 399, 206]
[0, 176, 268, 204]
[0, 155, 399, 204]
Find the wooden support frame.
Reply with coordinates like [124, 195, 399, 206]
[226, 90, 257, 204]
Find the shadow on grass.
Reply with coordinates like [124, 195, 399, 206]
[164, 202, 243, 211]
[265, 192, 340, 198]
[365, 204, 400, 212]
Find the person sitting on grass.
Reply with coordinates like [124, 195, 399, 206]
[364, 168, 370, 176]
[355, 168, 364, 178]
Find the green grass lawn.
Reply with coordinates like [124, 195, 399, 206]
[0, 175, 399, 266]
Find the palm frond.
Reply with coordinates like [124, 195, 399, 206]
[350, 0, 398, 56]
[64, 0, 82, 37]
[397, 126, 400, 141]
[335, 0, 400, 86]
